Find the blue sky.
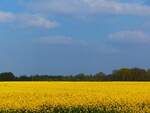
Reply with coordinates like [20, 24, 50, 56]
[0, 0, 150, 75]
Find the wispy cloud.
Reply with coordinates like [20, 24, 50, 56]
[17, 14, 58, 29]
[38, 36, 89, 46]
[109, 31, 150, 44]
[0, 11, 58, 29]
[26, 0, 150, 16]
[38, 36, 73, 45]
[0, 11, 15, 22]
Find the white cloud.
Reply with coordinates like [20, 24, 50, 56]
[27, 0, 150, 16]
[85, 0, 150, 15]
[17, 14, 58, 29]
[0, 11, 58, 29]
[109, 31, 150, 44]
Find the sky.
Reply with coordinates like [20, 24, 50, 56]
[0, 0, 150, 75]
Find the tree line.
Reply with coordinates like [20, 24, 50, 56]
[0, 68, 150, 81]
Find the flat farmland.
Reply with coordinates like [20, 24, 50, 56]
[0, 82, 150, 113]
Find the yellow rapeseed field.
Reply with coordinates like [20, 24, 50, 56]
[0, 82, 150, 113]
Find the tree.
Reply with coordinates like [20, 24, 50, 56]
[111, 68, 130, 81]
[146, 69, 150, 80]
[130, 68, 146, 81]
[0, 72, 15, 81]
[94, 72, 106, 81]
[75, 73, 86, 80]
[111, 68, 147, 81]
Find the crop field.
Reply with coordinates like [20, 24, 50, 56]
[0, 82, 150, 113]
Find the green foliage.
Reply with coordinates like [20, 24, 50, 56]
[0, 72, 15, 81]
[0, 68, 150, 81]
